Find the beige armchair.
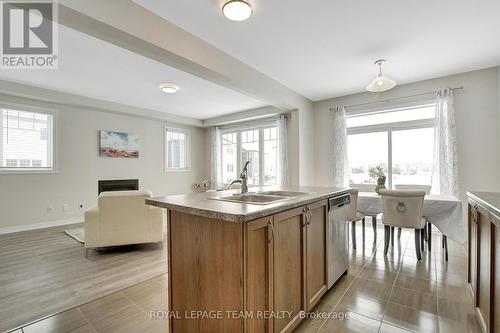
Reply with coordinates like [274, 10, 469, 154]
[380, 189, 426, 260]
[84, 190, 164, 257]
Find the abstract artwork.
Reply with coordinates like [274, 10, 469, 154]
[99, 130, 139, 158]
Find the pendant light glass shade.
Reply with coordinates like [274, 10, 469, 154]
[366, 60, 397, 92]
[222, 0, 252, 21]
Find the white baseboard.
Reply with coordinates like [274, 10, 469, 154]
[0, 217, 84, 235]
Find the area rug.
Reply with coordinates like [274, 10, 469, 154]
[65, 226, 85, 243]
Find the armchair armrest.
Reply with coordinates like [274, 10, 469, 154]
[84, 206, 99, 248]
[149, 206, 165, 240]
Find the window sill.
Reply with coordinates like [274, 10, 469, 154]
[0, 169, 57, 175]
[164, 168, 191, 173]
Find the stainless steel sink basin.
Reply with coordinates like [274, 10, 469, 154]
[209, 193, 288, 205]
[256, 190, 308, 197]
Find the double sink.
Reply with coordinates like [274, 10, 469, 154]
[209, 190, 310, 205]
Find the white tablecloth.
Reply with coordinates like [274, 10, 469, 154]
[357, 193, 466, 243]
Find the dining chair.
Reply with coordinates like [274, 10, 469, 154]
[380, 189, 426, 260]
[348, 189, 366, 250]
[394, 184, 433, 247]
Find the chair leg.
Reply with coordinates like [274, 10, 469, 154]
[85, 248, 90, 258]
[427, 222, 432, 251]
[420, 228, 425, 252]
[372, 216, 377, 236]
[362, 218, 366, 245]
[414, 230, 422, 261]
[442, 235, 445, 248]
[397, 227, 402, 239]
[444, 235, 448, 261]
[384, 225, 390, 255]
[351, 221, 356, 250]
[390, 227, 394, 247]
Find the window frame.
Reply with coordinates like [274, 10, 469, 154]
[164, 126, 191, 172]
[346, 102, 435, 190]
[220, 122, 278, 186]
[0, 102, 57, 175]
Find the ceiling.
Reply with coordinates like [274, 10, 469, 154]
[134, 0, 500, 101]
[0, 25, 266, 120]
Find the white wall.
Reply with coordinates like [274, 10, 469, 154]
[314, 67, 500, 201]
[0, 94, 207, 231]
[298, 105, 315, 185]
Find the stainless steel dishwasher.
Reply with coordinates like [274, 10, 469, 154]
[327, 193, 350, 289]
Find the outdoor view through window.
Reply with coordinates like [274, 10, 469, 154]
[0, 108, 54, 171]
[221, 126, 278, 186]
[347, 104, 435, 190]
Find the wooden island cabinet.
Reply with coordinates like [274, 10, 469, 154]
[146, 186, 350, 333]
[467, 192, 500, 333]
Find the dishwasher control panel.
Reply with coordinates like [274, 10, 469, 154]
[328, 194, 350, 210]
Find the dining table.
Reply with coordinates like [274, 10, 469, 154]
[356, 192, 466, 243]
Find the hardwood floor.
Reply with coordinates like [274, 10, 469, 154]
[0, 224, 166, 333]
[3, 221, 480, 333]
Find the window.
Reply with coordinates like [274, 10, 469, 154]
[0, 107, 54, 172]
[165, 127, 190, 171]
[347, 103, 435, 191]
[221, 125, 278, 186]
[20, 159, 30, 167]
[6, 159, 18, 167]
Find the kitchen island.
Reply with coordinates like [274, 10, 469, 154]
[146, 185, 350, 333]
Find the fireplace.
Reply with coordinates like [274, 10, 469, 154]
[98, 179, 139, 194]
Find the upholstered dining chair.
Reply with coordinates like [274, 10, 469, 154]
[348, 189, 367, 250]
[394, 184, 433, 249]
[380, 189, 426, 260]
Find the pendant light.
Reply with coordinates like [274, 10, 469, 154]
[222, 0, 253, 21]
[366, 59, 397, 92]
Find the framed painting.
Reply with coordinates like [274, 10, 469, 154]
[99, 131, 139, 158]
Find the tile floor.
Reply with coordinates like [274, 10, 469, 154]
[14, 223, 481, 333]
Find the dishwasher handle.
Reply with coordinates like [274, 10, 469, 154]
[328, 194, 351, 211]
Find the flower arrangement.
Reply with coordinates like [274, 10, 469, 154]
[368, 166, 386, 193]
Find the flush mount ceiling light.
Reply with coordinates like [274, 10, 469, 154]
[159, 83, 179, 94]
[222, 0, 253, 21]
[366, 59, 397, 93]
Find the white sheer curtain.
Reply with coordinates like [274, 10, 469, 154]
[433, 88, 459, 197]
[210, 126, 222, 190]
[276, 114, 288, 185]
[332, 107, 349, 187]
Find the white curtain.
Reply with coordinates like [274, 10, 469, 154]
[433, 88, 459, 197]
[332, 107, 349, 187]
[276, 114, 288, 185]
[210, 126, 222, 190]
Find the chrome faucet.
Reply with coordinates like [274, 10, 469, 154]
[229, 161, 250, 194]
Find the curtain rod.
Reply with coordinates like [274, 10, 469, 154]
[329, 86, 463, 111]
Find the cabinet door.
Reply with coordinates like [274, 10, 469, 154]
[273, 206, 306, 333]
[477, 205, 493, 332]
[245, 216, 274, 333]
[468, 202, 478, 301]
[305, 200, 328, 311]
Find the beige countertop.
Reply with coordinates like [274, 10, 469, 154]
[146, 185, 351, 223]
[467, 191, 500, 221]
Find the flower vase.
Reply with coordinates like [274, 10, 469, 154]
[375, 176, 386, 194]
